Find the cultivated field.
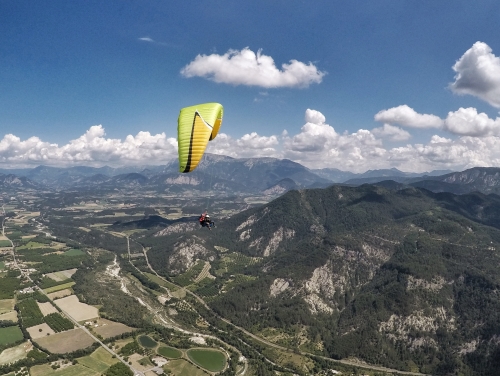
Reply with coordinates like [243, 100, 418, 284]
[0, 235, 11, 248]
[54, 295, 99, 321]
[0, 299, 15, 314]
[144, 371, 162, 376]
[46, 268, 77, 281]
[16, 241, 47, 250]
[64, 249, 86, 256]
[27, 323, 55, 339]
[49, 241, 67, 249]
[170, 288, 186, 299]
[85, 347, 118, 366]
[46, 272, 64, 281]
[0, 310, 18, 322]
[0, 341, 31, 365]
[30, 364, 99, 376]
[35, 328, 95, 353]
[75, 356, 109, 373]
[37, 301, 58, 316]
[0, 326, 23, 346]
[44, 282, 76, 294]
[47, 289, 72, 300]
[194, 261, 216, 282]
[163, 359, 210, 376]
[144, 272, 170, 288]
[77, 347, 119, 373]
[92, 318, 134, 339]
[61, 268, 77, 277]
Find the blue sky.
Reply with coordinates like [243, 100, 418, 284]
[2, 0, 500, 172]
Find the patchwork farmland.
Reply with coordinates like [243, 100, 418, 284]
[35, 329, 95, 353]
[54, 295, 98, 321]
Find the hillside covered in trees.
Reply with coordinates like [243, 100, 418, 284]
[143, 185, 500, 375]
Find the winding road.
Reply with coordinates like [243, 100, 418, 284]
[3, 216, 144, 376]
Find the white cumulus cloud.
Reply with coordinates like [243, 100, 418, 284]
[208, 132, 280, 159]
[4, 110, 500, 173]
[374, 105, 443, 129]
[372, 124, 411, 141]
[0, 125, 177, 167]
[180, 47, 325, 88]
[443, 107, 500, 137]
[279, 110, 500, 172]
[304, 108, 326, 125]
[280, 109, 387, 171]
[374, 104, 500, 138]
[450, 41, 500, 108]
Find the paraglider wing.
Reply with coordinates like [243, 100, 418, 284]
[177, 103, 223, 173]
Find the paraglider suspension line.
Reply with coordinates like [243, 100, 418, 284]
[205, 156, 214, 212]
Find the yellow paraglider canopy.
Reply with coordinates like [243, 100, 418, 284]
[177, 102, 223, 173]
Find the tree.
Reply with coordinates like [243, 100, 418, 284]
[105, 362, 133, 376]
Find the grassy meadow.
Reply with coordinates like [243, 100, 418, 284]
[0, 326, 23, 346]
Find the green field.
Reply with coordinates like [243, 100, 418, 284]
[157, 346, 182, 359]
[43, 281, 76, 294]
[0, 261, 5, 270]
[0, 240, 11, 247]
[88, 347, 119, 365]
[76, 355, 113, 373]
[172, 261, 205, 287]
[163, 359, 209, 376]
[0, 326, 24, 346]
[63, 249, 86, 256]
[143, 272, 171, 288]
[30, 364, 99, 376]
[187, 349, 226, 372]
[138, 335, 157, 348]
[16, 241, 46, 249]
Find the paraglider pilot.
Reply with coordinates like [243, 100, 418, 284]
[199, 212, 215, 230]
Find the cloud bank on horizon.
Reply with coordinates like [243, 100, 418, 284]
[3, 106, 500, 173]
[3, 42, 500, 173]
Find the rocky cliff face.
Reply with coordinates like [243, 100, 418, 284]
[409, 167, 500, 195]
[0, 174, 37, 189]
[166, 237, 216, 275]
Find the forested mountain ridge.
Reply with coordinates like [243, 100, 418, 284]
[144, 185, 500, 375]
[409, 167, 500, 195]
[348, 167, 500, 196]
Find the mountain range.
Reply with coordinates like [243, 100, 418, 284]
[0, 154, 476, 197]
[4, 155, 500, 199]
